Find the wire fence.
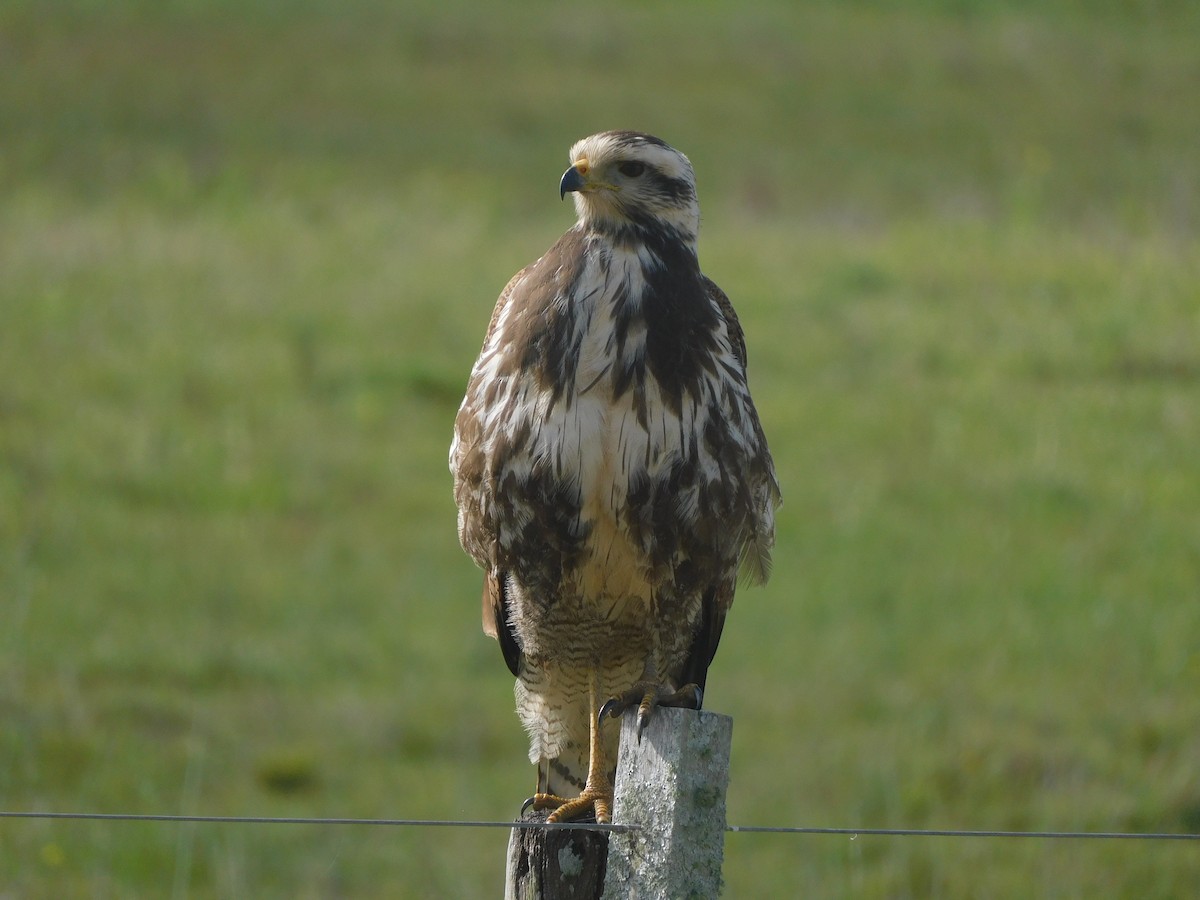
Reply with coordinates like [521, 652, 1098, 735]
[3, 811, 1197, 841]
[725, 825, 1200, 841]
[0, 812, 631, 833]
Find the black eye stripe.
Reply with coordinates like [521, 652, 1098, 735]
[651, 173, 695, 203]
[614, 163, 694, 201]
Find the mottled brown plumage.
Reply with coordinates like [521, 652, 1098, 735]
[450, 131, 779, 822]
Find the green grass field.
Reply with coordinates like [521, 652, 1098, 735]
[2, 1, 1198, 896]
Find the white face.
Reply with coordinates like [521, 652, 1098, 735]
[564, 132, 701, 240]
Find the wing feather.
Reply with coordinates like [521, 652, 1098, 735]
[703, 276, 781, 587]
[449, 265, 531, 571]
[679, 579, 733, 696]
[482, 569, 523, 676]
[704, 275, 748, 371]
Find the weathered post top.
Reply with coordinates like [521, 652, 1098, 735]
[602, 707, 733, 900]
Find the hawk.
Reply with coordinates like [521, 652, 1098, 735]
[450, 131, 779, 823]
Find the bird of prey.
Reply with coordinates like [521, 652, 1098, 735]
[450, 131, 779, 823]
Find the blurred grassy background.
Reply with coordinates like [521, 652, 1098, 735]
[2, 0, 1198, 896]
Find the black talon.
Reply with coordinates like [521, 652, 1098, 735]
[521, 795, 538, 815]
[598, 697, 623, 724]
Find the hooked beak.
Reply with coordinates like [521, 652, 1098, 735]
[559, 164, 587, 200]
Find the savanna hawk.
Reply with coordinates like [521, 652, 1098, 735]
[450, 131, 779, 822]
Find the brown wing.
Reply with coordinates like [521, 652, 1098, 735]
[482, 264, 532, 351]
[451, 266, 531, 667]
[452, 232, 590, 652]
[704, 274, 780, 586]
[704, 275, 748, 371]
[482, 569, 522, 677]
[679, 578, 734, 694]
[674, 276, 779, 694]
[450, 264, 531, 572]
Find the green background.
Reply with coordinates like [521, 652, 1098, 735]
[2, 1, 1198, 896]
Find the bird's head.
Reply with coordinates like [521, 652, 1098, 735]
[559, 131, 700, 245]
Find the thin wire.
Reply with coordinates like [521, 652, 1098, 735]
[0, 812, 633, 833]
[727, 825, 1200, 841]
[2, 811, 1196, 841]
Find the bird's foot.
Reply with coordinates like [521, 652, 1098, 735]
[599, 681, 703, 742]
[525, 782, 613, 824]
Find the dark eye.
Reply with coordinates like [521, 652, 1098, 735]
[618, 161, 646, 178]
